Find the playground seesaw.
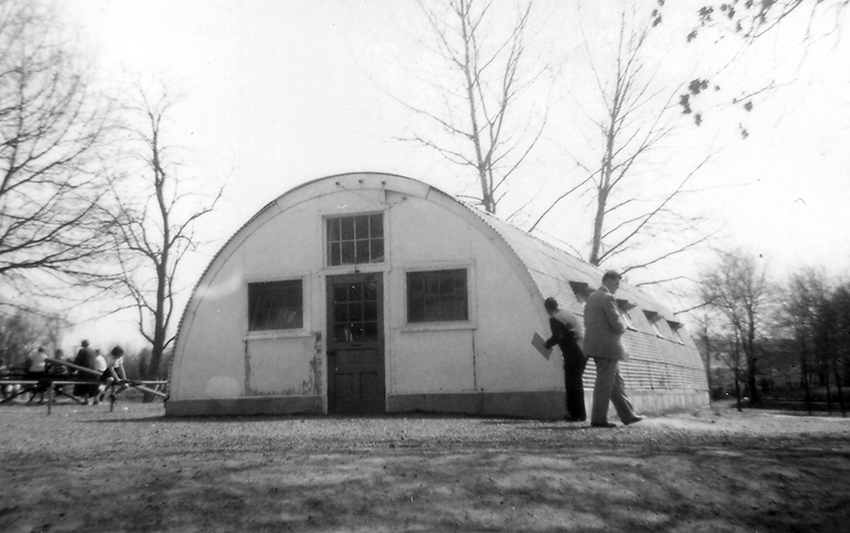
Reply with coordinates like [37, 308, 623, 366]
[0, 358, 168, 415]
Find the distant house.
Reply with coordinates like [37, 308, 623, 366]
[166, 173, 708, 418]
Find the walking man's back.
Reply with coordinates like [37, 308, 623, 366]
[583, 271, 643, 428]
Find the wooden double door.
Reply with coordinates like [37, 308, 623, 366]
[326, 274, 385, 414]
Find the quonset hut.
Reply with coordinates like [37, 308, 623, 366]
[166, 173, 707, 418]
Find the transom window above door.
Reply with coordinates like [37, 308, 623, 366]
[327, 213, 384, 266]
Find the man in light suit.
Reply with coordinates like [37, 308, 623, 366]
[583, 271, 643, 428]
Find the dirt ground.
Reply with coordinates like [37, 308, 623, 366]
[1, 399, 848, 533]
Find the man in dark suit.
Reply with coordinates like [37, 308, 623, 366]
[73, 340, 98, 404]
[543, 297, 587, 422]
[583, 271, 642, 428]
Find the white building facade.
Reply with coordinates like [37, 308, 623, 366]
[166, 173, 708, 418]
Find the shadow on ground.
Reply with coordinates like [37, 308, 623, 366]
[2, 404, 849, 532]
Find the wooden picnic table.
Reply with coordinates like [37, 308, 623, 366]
[1, 358, 169, 415]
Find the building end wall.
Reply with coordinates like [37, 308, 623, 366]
[163, 388, 708, 419]
[387, 391, 564, 419]
[165, 395, 323, 417]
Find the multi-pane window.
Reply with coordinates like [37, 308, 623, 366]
[644, 311, 665, 338]
[569, 281, 591, 305]
[617, 301, 638, 331]
[668, 322, 686, 344]
[327, 214, 384, 266]
[248, 280, 303, 331]
[332, 280, 379, 342]
[407, 269, 468, 323]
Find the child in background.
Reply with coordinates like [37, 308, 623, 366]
[102, 346, 129, 402]
[28, 346, 49, 404]
[93, 350, 108, 404]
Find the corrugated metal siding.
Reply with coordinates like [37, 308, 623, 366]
[468, 206, 708, 394]
[579, 326, 707, 393]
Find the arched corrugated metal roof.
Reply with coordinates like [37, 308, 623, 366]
[464, 203, 679, 323]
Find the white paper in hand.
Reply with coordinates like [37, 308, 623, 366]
[531, 332, 552, 359]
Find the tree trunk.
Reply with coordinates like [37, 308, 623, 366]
[589, 124, 615, 267]
[142, 263, 167, 403]
[802, 359, 813, 416]
[746, 351, 760, 404]
[143, 163, 170, 402]
[700, 333, 713, 403]
[589, 187, 607, 266]
[144, 338, 165, 403]
[734, 367, 742, 412]
[744, 315, 760, 404]
[824, 366, 833, 414]
[833, 358, 846, 417]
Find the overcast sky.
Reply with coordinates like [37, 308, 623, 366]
[60, 0, 849, 349]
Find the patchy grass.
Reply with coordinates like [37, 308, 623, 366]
[1, 400, 849, 532]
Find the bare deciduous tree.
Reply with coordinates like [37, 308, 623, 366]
[107, 83, 222, 386]
[779, 270, 849, 416]
[700, 248, 772, 404]
[0, 306, 67, 367]
[530, 2, 712, 279]
[692, 308, 716, 393]
[0, 0, 114, 303]
[781, 268, 829, 413]
[823, 283, 850, 415]
[720, 325, 746, 411]
[692, 304, 748, 411]
[402, 0, 547, 214]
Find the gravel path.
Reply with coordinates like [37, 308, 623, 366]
[2, 402, 849, 532]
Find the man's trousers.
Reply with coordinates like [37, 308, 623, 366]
[564, 355, 587, 420]
[591, 357, 638, 424]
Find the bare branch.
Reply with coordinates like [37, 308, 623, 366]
[104, 81, 224, 381]
[398, 0, 547, 214]
[0, 0, 117, 304]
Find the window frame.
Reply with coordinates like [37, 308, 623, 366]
[406, 268, 469, 324]
[668, 321, 686, 345]
[325, 212, 385, 267]
[616, 299, 638, 331]
[401, 263, 476, 332]
[568, 281, 593, 305]
[245, 277, 308, 337]
[329, 275, 383, 344]
[643, 311, 666, 338]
